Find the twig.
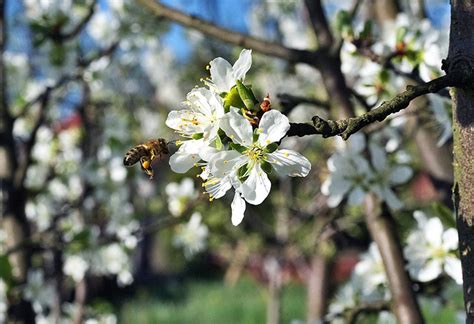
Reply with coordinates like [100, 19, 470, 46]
[285, 74, 454, 139]
[346, 300, 390, 324]
[59, 0, 97, 41]
[277, 93, 330, 115]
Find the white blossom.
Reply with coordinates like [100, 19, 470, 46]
[63, 255, 89, 283]
[165, 178, 198, 217]
[207, 49, 252, 94]
[206, 109, 311, 225]
[174, 212, 209, 258]
[404, 211, 462, 284]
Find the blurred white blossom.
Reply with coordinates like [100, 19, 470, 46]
[165, 178, 198, 217]
[404, 211, 462, 284]
[174, 212, 208, 258]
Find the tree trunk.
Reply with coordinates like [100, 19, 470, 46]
[449, 2, 474, 322]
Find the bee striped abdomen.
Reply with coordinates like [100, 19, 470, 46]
[123, 145, 148, 166]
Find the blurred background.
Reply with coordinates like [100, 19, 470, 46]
[0, 0, 461, 323]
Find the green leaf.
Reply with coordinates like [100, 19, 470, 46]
[230, 142, 247, 153]
[264, 143, 278, 153]
[261, 161, 272, 174]
[0, 255, 12, 283]
[192, 133, 204, 140]
[236, 80, 258, 110]
[431, 203, 456, 228]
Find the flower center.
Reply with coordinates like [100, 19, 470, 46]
[245, 146, 265, 162]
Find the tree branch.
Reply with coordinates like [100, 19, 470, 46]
[277, 93, 330, 115]
[58, 0, 97, 41]
[286, 74, 455, 139]
[135, 0, 318, 65]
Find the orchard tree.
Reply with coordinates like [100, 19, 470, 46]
[1, 0, 473, 324]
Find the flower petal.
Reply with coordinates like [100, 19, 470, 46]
[232, 49, 252, 81]
[208, 150, 245, 178]
[415, 259, 443, 282]
[444, 256, 463, 285]
[231, 191, 246, 226]
[240, 164, 271, 205]
[442, 228, 459, 251]
[267, 149, 311, 177]
[425, 217, 444, 247]
[209, 57, 234, 93]
[257, 110, 290, 146]
[369, 142, 387, 172]
[169, 141, 204, 173]
[389, 165, 413, 185]
[219, 108, 253, 146]
[348, 186, 366, 206]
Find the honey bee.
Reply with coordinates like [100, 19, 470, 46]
[123, 139, 170, 179]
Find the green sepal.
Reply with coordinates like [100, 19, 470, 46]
[396, 27, 407, 43]
[230, 142, 247, 154]
[360, 20, 372, 39]
[335, 10, 352, 38]
[264, 142, 278, 153]
[214, 134, 224, 150]
[238, 163, 250, 181]
[224, 86, 245, 110]
[236, 80, 258, 110]
[261, 161, 272, 175]
[192, 133, 204, 140]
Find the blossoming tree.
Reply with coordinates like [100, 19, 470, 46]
[1, 0, 474, 323]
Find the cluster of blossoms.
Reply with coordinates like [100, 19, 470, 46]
[166, 49, 311, 225]
[339, 12, 451, 145]
[321, 131, 412, 210]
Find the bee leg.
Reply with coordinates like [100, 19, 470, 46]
[140, 156, 154, 179]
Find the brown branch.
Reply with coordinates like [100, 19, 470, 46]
[346, 300, 390, 324]
[364, 194, 423, 323]
[285, 74, 455, 139]
[304, 0, 333, 48]
[277, 93, 330, 115]
[135, 0, 318, 65]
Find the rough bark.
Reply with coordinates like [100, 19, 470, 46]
[449, 2, 474, 322]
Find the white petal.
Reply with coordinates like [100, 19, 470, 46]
[389, 166, 413, 185]
[208, 150, 245, 178]
[209, 57, 234, 93]
[219, 108, 253, 146]
[369, 142, 387, 172]
[442, 228, 459, 251]
[425, 218, 444, 247]
[169, 150, 199, 173]
[327, 193, 344, 207]
[267, 149, 311, 177]
[257, 110, 290, 146]
[375, 185, 403, 210]
[348, 186, 366, 205]
[204, 176, 232, 200]
[232, 49, 252, 81]
[166, 110, 205, 135]
[444, 256, 463, 285]
[240, 164, 271, 205]
[348, 132, 366, 154]
[231, 192, 246, 226]
[413, 211, 428, 228]
[416, 259, 443, 282]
